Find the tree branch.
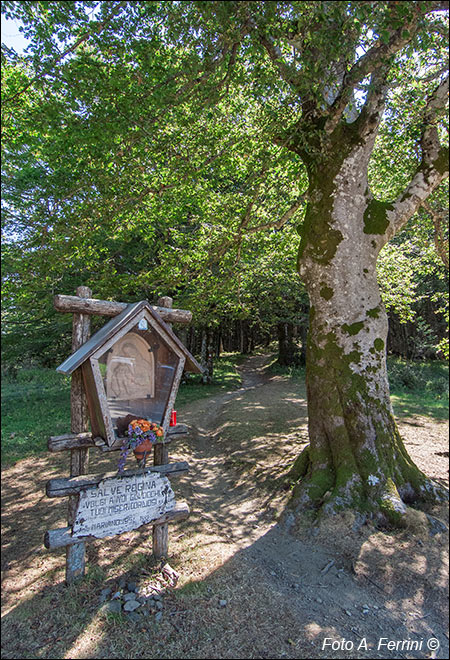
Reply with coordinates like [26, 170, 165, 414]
[421, 74, 449, 168]
[324, 2, 446, 133]
[384, 76, 449, 242]
[244, 194, 307, 234]
[353, 63, 392, 139]
[250, 21, 302, 92]
[422, 200, 449, 269]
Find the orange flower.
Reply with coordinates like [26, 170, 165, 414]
[129, 418, 163, 436]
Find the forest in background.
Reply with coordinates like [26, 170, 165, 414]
[1, 2, 448, 380]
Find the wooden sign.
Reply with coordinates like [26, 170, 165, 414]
[72, 471, 176, 539]
[47, 292, 195, 584]
[56, 300, 203, 446]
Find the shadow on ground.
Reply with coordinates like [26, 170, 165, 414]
[1, 354, 448, 659]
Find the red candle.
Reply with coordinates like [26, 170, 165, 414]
[170, 410, 177, 426]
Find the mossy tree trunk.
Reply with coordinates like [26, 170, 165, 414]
[290, 99, 448, 524]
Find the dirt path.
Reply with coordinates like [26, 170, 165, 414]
[1, 354, 448, 659]
[171, 354, 449, 659]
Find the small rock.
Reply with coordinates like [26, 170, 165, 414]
[362, 609, 369, 615]
[155, 601, 163, 611]
[127, 611, 141, 623]
[270, 571, 276, 577]
[123, 600, 141, 612]
[119, 578, 127, 589]
[103, 600, 122, 614]
[152, 593, 162, 601]
[219, 599, 227, 608]
[127, 581, 137, 592]
[316, 598, 323, 604]
[155, 611, 163, 623]
[321, 560, 334, 574]
[345, 610, 352, 617]
[99, 587, 112, 603]
[292, 583, 300, 590]
[426, 514, 448, 536]
[111, 591, 122, 600]
[123, 592, 138, 602]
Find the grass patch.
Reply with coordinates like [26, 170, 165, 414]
[266, 357, 306, 381]
[387, 357, 449, 420]
[177, 579, 210, 597]
[270, 356, 448, 421]
[176, 352, 243, 406]
[1, 353, 243, 466]
[1, 367, 72, 466]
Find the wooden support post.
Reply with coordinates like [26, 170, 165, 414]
[152, 296, 173, 559]
[66, 285, 91, 584]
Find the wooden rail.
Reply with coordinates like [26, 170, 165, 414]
[46, 462, 189, 497]
[44, 502, 190, 550]
[54, 295, 192, 324]
[48, 424, 189, 452]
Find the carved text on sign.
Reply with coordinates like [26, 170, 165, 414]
[72, 471, 176, 539]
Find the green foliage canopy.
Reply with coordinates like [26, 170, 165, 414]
[1, 1, 448, 364]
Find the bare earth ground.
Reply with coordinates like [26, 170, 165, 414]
[1, 354, 449, 659]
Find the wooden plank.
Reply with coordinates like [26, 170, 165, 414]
[167, 423, 189, 437]
[153, 297, 173, 560]
[47, 424, 189, 453]
[48, 432, 97, 452]
[162, 356, 186, 435]
[66, 285, 91, 584]
[46, 461, 189, 497]
[54, 294, 193, 324]
[44, 502, 190, 550]
[82, 361, 109, 442]
[90, 357, 116, 446]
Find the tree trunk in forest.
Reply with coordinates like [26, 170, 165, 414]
[215, 329, 222, 358]
[249, 327, 255, 353]
[206, 329, 214, 382]
[277, 321, 302, 366]
[200, 328, 213, 384]
[292, 117, 448, 524]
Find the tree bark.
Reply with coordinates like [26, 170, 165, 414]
[200, 327, 213, 384]
[293, 128, 447, 524]
[277, 321, 302, 366]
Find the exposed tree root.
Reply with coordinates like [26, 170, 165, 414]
[289, 443, 448, 530]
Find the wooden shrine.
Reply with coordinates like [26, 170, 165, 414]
[44, 288, 202, 584]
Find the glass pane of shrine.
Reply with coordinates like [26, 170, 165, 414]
[98, 325, 179, 436]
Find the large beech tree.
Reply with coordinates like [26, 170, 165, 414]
[2, 1, 449, 523]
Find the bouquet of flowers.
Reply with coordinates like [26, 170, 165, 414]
[118, 418, 164, 472]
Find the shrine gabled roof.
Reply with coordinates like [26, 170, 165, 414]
[56, 300, 203, 376]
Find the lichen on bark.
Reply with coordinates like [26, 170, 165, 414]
[293, 148, 447, 527]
